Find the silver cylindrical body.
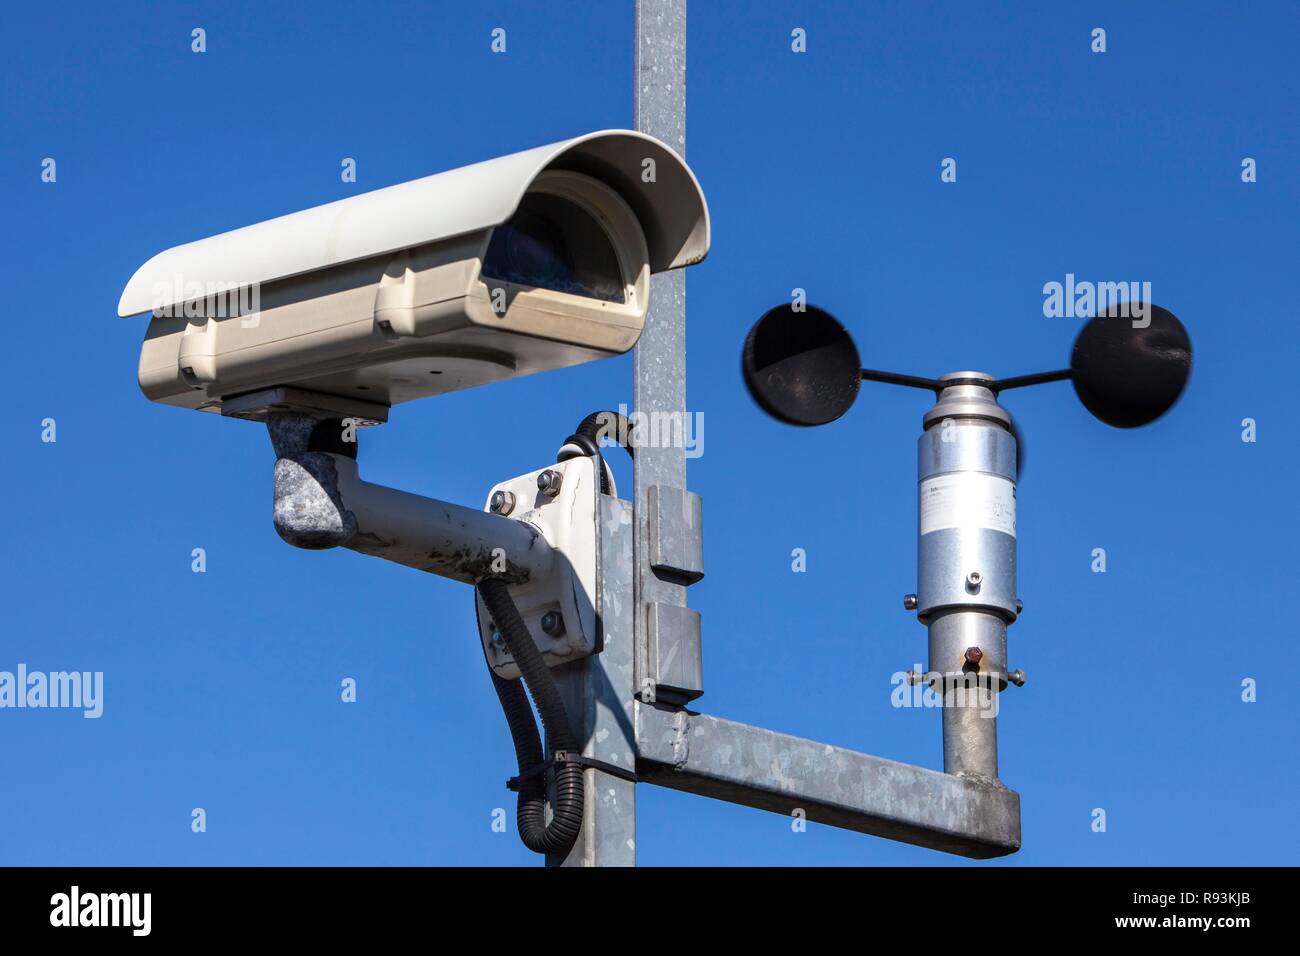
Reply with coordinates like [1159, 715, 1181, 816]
[917, 375, 1017, 779]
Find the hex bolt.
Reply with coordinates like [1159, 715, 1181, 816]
[903, 593, 919, 610]
[964, 646, 984, 666]
[965, 570, 983, 593]
[1007, 669, 1026, 687]
[489, 489, 516, 515]
[1015, 598, 1024, 615]
[537, 469, 563, 498]
[540, 610, 566, 637]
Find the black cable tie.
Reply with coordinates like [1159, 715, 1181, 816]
[506, 751, 638, 792]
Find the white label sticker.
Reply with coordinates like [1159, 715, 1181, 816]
[919, 473, 1016, 537]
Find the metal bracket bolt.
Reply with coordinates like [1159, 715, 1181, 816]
[537, 469, 563, 498]
[903, 593, 919, 610]
[540, 610, 566, 637]
[965, 570, 983, 593]
[489, 489, 516, 515]
[1007, 669, 1026, 687]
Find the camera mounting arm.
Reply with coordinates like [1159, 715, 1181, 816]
[265, 411, 553, 586]
[264, 401, 611, 861]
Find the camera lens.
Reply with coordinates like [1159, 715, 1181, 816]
[483, 193, 625, 303]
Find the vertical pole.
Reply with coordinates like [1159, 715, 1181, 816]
[632, 0, 690, 699]
[930, 611, 1004, 778]
[547, 0, 689, 870]
[547, 498, 637, 866]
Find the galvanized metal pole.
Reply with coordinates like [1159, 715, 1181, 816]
[632, 1, 702, 710]
[547, 498, 638, 867]
[543, 0, 695, 867]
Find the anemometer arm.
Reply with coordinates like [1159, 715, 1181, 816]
[858, 368, 946, 391]
[859, 367, 1075, 394]
[988, 369, 1073, 392]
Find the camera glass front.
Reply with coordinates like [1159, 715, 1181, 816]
[482, 192, 626, 303]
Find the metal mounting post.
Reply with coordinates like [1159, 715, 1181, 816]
[633, 0, 703, 712]
[547, 498, 638, 866]
[533, 0, 698, 869]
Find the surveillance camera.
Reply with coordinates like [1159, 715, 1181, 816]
[118, 129, 710, 422]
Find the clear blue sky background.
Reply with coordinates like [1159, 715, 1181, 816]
[2, 1, 1296, 866]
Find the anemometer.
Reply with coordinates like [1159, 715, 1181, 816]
[741, 301, 1193, 776]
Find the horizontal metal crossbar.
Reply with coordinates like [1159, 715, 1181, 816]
[634, 703, 1021, 859]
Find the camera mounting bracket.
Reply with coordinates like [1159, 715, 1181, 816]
[221, 385, 389, 426]
[475, 455, 602, 679]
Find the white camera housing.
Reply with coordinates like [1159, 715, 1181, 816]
[118, 130, 710, 420]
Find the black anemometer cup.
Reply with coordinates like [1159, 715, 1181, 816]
[741, 304, 862, 426]
[1069, 304, 1193, 428]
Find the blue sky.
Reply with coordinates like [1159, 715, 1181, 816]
[2, 0, 1296, 866]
